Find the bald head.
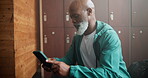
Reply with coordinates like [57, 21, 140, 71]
[69, 0, 95, 13]
[69, 0, 97, 35]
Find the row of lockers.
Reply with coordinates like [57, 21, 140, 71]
[41, 0, 148, 78]
[42, 0, 148, 28]
[42, 27, 148, 66]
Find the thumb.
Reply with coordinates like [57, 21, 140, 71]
[46, 59, 60, 65]
[46, 59, 54, 63]
[52, 61, 60, 65]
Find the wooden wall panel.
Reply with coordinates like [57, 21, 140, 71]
[0, 14, 12, 22]
[13, 0, 37, 78]
[0, 0, 13, 5]
[0, 0, 15, 78]
[0, 28, 14, 40]
[0, 67, 14, 78]
[0, 5, 13, 14]
[0, 41, 14, 58]
[0, 0, 38, 78]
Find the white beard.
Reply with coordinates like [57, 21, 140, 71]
[76, 21, 88, 35]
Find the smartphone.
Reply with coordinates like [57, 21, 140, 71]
[33, 51, 53, 68]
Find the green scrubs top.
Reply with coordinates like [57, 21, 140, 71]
[55, 21, 131, 78]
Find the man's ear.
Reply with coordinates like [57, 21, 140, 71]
[87, 8, 92, 16]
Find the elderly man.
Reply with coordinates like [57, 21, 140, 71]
[43, 0, 131, 77]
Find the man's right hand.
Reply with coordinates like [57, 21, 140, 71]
[42, 58, 59, 73]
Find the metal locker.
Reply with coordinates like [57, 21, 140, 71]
[43, 28, 65, 58]
[131, 27, 148, 63]
[109, 0, 130, 27]
[42, 0, 64, 28]
[64, 0, 73, 27]
[132, 0, 148, 27]
[92, 0, 109, 23]
[43, 28, 65, 78]
[64, 28, 76, 53]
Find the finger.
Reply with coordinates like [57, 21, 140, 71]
[52, 67, 59, 73]
[52, 61, 61, 65]
[52, 64, 59, 69]
[49, 58, 56, 61]
[46, 60, 60, 65]
[51, 64, 59, 71]
[46, 59, 54, 63]
[42, 64, 51, 72]
[47, 58, 55, 61]
[43, 66, 51, 72]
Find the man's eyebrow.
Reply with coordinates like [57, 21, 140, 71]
[71, 14, 79, 17]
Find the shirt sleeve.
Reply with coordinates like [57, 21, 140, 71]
[69, 30, 126, 78]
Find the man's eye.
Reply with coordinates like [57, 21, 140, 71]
[70, 14, 79, 19]
[74, 15, 79, 18]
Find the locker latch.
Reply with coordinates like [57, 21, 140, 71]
[44, 35, 47, 43]
[66, 35, 70, 44]
[66, 12, 70, 21]
[110, 12, 114, 21]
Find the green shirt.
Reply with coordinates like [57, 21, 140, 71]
[55, 21, 131, 78]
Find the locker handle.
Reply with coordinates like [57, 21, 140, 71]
[66, 34, 70, 44]
[118, 30, 121, 34]
[132, 34, 135, 39]
[43, 12, 47, 22]
[133, 12, 137, 14]
[66, 12, 70, 22]
[139, 30, 143, 34]
[51, 32, 55, 35]
[110, 12, 114, 21]
[132, 36, 135, 39]
[44, 35, 47, 43]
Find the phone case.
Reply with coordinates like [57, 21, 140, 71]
[33, 51, 53, 68]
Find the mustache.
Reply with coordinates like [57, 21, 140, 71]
[73, 24, 80, 29]
[73, 21, 88, 30]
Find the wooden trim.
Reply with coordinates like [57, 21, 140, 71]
[39, 0, 44, 78]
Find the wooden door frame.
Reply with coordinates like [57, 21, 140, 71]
[39, 0, 44, 78]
